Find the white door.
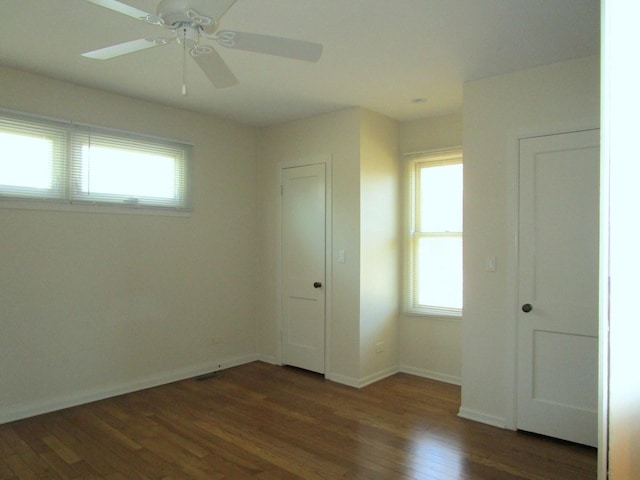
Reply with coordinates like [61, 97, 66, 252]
[517, 129, 600, 447]
[281, 163, 326, 374]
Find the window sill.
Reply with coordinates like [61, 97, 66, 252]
[403, 309, 462, 322]
[0, 199, 192, 217]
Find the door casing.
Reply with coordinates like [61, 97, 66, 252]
[503, 125, 602, 435]
[276, 154, 332, 375]
[515, 129, 599, 446]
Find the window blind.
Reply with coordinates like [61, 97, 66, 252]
[70, 129, 189, 208]
[0, 113, 67, 201]
[0, 110, 191, 211]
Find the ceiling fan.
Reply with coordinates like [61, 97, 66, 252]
[82, 0, 323, 90]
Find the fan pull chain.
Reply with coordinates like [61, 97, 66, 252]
[181, 27, 188, 96]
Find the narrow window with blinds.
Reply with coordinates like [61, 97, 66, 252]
[0, 110, 191, 211]
[405, 149, 463, 317]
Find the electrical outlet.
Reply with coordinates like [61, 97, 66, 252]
[375, 342, 384, 353]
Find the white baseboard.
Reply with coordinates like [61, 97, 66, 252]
[358, 365, 400, 388]
[2, 356, 506, 432]
[0, 353, 258, 424]
[398, 364, 461, 386]
[324, 372, 361, 388]
[326, 365, 399, 389]
[257, 354, 280, 366]
[458, 407, 507, 429]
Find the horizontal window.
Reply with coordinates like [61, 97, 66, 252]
[0, 110, 191, 211]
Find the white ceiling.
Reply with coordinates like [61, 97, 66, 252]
[0, 0, 600, 127]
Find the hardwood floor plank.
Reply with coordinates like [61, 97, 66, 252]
[3, 454, 40, 480]
[41, 435, 81, 465]
[38, 450, 81, 480]
[63, 413, 166, 480]
[0, 362, 596, 479]
[148, 415, 274, 478]
[48, 416, 138, 479]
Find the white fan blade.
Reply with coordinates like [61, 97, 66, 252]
[82, 37, 171, 60]
[85, 0, 160, 24]
[216, 31, 322, 62]
[192, 49, 239, 88]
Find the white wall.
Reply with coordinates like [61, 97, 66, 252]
[359, 109, 400, 381]
[460, 56, 600, 427]
[602, 0, 640, 477]
[398, 114, 463, 384]
[400, 114, 463, 154]
[258, 107, 401, 385]
[0, 67, 259, 422]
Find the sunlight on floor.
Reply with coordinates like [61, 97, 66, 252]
[405, 431, 465, 478]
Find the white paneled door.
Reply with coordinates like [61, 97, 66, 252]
[517, 129, 600, 447]
[281, 162, 326, 374]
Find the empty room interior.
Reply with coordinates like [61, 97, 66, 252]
[1, 1, 638, 479]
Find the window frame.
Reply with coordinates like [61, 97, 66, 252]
[404, 147, 463, 318]
[0, 109, 192, 213]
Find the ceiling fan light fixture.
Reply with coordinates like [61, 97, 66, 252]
[82, 0, 322, 90]
[156, 1, 212, 29]
[176, 25, 199, 47]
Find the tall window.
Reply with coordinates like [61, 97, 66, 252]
[405, 149, 463, 317]
[0, 110, 191, 211]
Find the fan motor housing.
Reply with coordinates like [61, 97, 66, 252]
[176, 25, 199, 47]
[158, 0, 198, 26]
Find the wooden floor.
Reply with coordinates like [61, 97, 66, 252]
[0, 362, 596, 480]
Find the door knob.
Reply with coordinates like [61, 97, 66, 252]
[313, 282, 322, 288]
[521, 303, 533, 313]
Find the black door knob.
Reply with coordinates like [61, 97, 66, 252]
[522, 303, 533, 313]
[313, 282, 322, 288]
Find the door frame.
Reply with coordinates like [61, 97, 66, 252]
[503, 125, 601, 434]
[276, 154, 333, 376]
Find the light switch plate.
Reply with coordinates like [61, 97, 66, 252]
[486, 256, 497, 272]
